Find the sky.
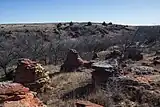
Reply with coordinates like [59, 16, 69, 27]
[0, 0, 160, 25]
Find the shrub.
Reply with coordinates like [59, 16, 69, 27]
[69, 21, 73, 26]
[25, 29, 29, 33]
[102, 21, 107, 26]
[87, 22, 92, 26]
[36, 30, 41, 32]
[7, 31, 12, 34]
[108, 22, 113, 25]
[57, 23, 62, 28]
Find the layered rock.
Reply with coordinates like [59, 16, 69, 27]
[14, 58, 50, 92]
[0, 82, 46, 107]
[91, 59, 120, 86]
[60, 49, 93, 72]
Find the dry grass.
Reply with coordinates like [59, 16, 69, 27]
[86, 89, 113, 107]
[38, 65, 130, 107]
[38, 64, 160, 107]
[38, 65, 92, 107]
[38, 65, 127, 107]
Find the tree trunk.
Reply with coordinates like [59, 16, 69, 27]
[44, 58, 47, 65]
[48, 56, 53, 64]
[54, 55, 58, 65]
[3, 66, 7, 77]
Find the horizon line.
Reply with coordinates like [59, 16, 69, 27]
[0, 21, 160, 26]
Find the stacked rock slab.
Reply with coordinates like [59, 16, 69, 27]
[14, 58, 50, 91]
[0, 82, 46, 107]
[91, 59, 120, 86]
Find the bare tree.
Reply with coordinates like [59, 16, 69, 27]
[47, 39, 64, 65]
[118, 28, 139, 53]
[15, 34, 46, 61]
[0, 39, 17, 77]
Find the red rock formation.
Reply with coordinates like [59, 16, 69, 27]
[14, 58, 38, 83]
[60, 49, 92, 72]
[0, 82, 45, 107]
[14, 58, 50, 92]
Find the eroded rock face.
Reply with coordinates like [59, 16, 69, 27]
[14, 58, 50, 92]
[60, 49, 92, 72]
[0, 82, 46, 107]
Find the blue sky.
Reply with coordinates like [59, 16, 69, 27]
[0, 0, 160, 25]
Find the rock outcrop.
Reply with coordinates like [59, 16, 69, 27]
[111, 75, 160, 106]
[91, 59, 120, 86]
[60, 49, 93, 72]
[14, 58, 50, 92]
[0, 82, 46, 107]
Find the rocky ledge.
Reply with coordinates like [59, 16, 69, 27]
[0, 82, 46, 107]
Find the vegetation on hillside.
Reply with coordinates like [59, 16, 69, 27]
[0, 22, 160, 77]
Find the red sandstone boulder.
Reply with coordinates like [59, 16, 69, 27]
[14, 58, 38, 83]
[0, 82, 46, 107]
[14, 58, 50, 92]
[60, 49, 93, 72]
